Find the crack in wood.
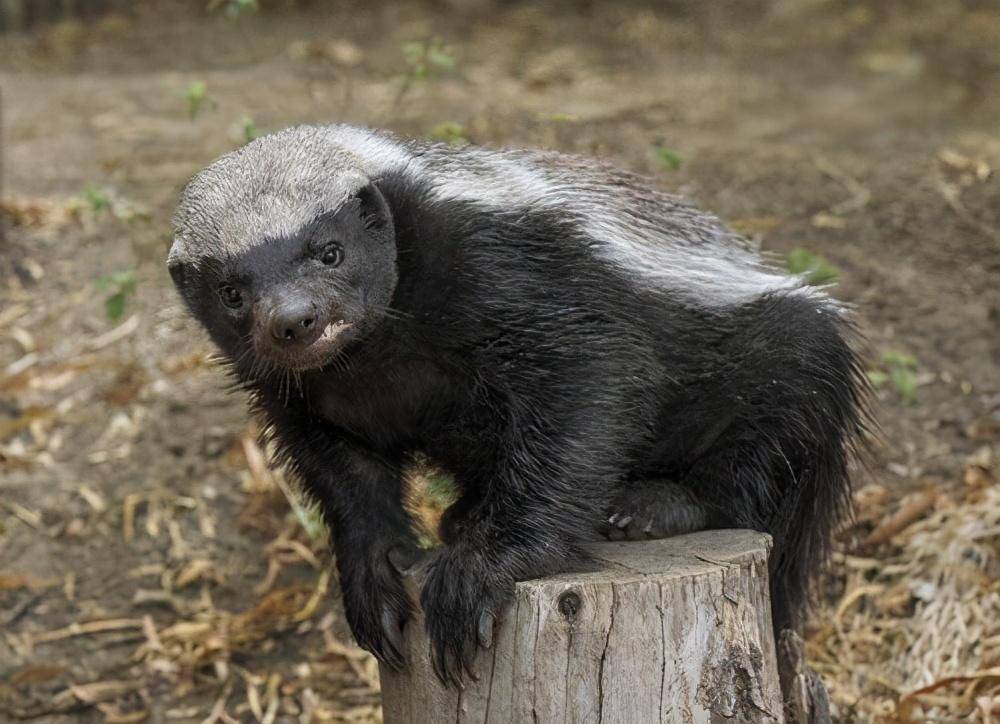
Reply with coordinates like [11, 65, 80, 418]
[597, 584, 617, 723]
[532, 595, 541, 724]
[658, 583, 667, 724]
[482, 627, 498, 723]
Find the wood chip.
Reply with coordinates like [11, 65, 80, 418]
[2, 500, 43, 529]
[88, 314, 141, 351]
[69, 679, 143, 703]
[31, 618, 145, 644]
[78, 484, 108, 512]
[861, 489, 938, 547]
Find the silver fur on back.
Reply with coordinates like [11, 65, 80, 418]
[172, 124, 818, 307]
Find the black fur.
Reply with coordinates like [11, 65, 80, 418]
[170, 158, 871, 684]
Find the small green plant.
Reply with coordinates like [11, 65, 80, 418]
[240, 115, 260, 143]
[393, 38, 456, 110]
[183, 81, 210, 120]
[81, 184, 110, 213]
[429, 121, 468, 146]
[95, 270, 138, 322]
[652, 145, 683, 171]
[868, 350, 919, 403]
[401, 38, 455, 81]
[785, 247, 840, 286]
[70, 186, 149, 224]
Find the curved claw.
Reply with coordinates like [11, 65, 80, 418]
[478, 610, 495, 649]
[462, 638, 479, 682]
[429, 635, 476, 688]
[443, 644, 462, 687]
[607, 525, 626, 541]
[427, 630, 450, 687]
[625, 519, 646, 541]
[430, 640, 448, 685]
[420, 548, 512, 688]
[380, 605, 406, 668]
[387, 541, 424, 575]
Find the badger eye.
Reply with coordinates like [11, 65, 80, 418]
[218, 284, 243, 309]
[320, 244, 344, 267]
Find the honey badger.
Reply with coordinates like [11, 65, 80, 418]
[169, 125, 870, 684]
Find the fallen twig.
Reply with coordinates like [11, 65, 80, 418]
[860, 489, 938, 548]
[30, 618, 145, 645]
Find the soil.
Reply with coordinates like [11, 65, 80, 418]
[1, 1, 998, 721]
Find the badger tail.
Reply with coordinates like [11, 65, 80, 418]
[759, 298, 873, 635]
[686, 293, 874, 636]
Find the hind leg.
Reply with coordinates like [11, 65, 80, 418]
[603, 479, 717, 541]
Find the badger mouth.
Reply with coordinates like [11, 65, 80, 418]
[318, 319, 352, 344]
[257, 319, 355, 373]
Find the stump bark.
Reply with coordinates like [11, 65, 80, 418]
[379, 529, 783, 723]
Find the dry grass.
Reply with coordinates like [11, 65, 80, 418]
[808, 445, 1000, 721]
[2, 440, 383, 721]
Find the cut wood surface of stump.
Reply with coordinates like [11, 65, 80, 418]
[380, 529, 783, 724]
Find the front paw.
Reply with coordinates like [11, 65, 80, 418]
[419, 547, 511, 686]
[340, 541, 423, 670]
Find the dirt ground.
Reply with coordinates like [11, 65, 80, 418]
[1, 1, 998, 721]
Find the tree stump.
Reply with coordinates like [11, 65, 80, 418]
[379, 529, 783, 723]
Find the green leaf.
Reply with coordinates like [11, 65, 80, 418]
[81, 184, 110, 212]
[785, 247, 840, 286]
[401, 41, 425, 63]
[96, 270, 137, 322]
[95, 269, 135, 292]
[400, 38, 455, 83]
[427, 46, 455, 70]
[429, 121, 468, 146]
[184, 81, 208, 120]
[874, 349, 920, 403]
[94, 269, 135, 292]
[241, 115, 259, 143]
[105, 292, 126, 322]
[653, 146, 683, 171]
[881, 350, 917, 369]
[867, 370, 889, 388]
[889, 366, 918, 404]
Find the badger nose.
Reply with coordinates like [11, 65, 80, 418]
[269, 300, 320, 345]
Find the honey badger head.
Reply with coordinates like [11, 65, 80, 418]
[169, 128, 398, 374]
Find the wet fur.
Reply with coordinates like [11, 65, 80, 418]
[169, 126, 871, 683]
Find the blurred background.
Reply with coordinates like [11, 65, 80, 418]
[0, 0, 998, 721]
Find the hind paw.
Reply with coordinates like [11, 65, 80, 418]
[604, 481, 709, 541]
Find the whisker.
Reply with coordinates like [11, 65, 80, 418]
[370, 304, 413, 321]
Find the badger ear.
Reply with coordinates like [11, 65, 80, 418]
[167, 238, 191, 288]
[354, 181, 392, 234]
